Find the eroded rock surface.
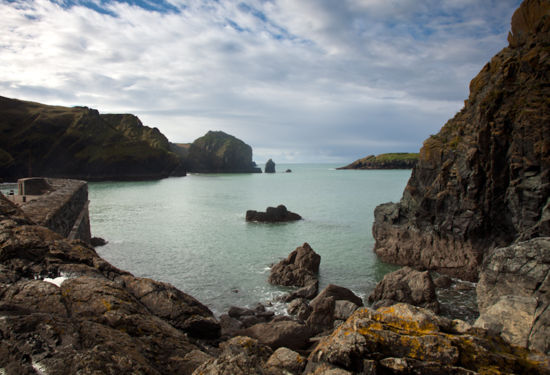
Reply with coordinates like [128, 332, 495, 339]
[372, 0, 550, 281]
[475, 237, 550, 354]
[306, 303, 550, 374]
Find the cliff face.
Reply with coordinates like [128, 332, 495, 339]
[373, 0, 550, 281]
[0, 96, 184, 181]
[184, 131, 262, 173]
[338, 153, 419, 170]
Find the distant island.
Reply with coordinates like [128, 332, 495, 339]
[338, 152, 419, 170]
[0, 96, 261, 181]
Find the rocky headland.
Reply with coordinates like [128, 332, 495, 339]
[0, 97, 263, 181]
[0, 96, 185, 181]
[180, 130, 262, 173]
[338, 153, 419, 170]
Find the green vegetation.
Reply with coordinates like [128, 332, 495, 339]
[339, 152, 419, 170]
[0, 96, 183, 181]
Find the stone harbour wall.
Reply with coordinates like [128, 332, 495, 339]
[17, 178, 91, 243]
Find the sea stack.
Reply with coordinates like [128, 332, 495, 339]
[264, 159, 276, 173]
[372, 0, 550, 281]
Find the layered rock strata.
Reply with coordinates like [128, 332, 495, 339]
[373, 0, 550, 281]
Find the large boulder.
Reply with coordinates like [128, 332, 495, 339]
[306, 303, 550, 374]
[192, 336, 273, 375]
[268, 242, 320, 287]
[306, 284, 363, 333]
[475, 237, 550, 354]
[372, 0, 550, 281]
[368, 266, 440, 313]
[246, 204, 302, 222]
[238, 320, 312, 351]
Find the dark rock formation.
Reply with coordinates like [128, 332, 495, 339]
[0, 192, 220, 374]
[372, 0, 550, 281]
[283, 279, 319, 302]
[306, 303, 550, 374]
[268, 242, 320, 287]
[90, 237, 107, 247]
[0, 96, 184, 181]
[338, 153, 419, 170]
[368, 266, 440, 313]
[285, 169, 292, 173]
[306, 284, 363, 333]
[246, 204, 302, 222]
[475, 237, 550, 354]
[265, 158, 276, 173]
[184, 131, 262, 173]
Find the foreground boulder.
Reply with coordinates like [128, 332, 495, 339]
[368, 266, 440, 313]
[306, 303, 550, 374]
[239, 320, 312, 351]
[306, 284, 363, 333]
[475, 237, 550, 354]
[372, 0, 550, 281]
[246, 204, 302, 222]
[268, 242, 320, 286]
[0, 193, 219, 374]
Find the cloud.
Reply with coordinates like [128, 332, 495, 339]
[0, 0, 522, 163]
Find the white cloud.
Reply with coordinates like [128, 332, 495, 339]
[0, 0, 522, 163]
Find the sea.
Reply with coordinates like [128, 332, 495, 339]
[87, 164, 408, 316]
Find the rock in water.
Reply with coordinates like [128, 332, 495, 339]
[265, 158, 276, 173]
[372, 0, 550, 281]
[246, 204, 302, 222]
[475, 237, 550, 354]
[268, 243, 320, 287]
[368, 266, 440, 313]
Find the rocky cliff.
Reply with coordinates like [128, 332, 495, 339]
[338, 153, 419, 170]
[183, 131, 262, 173]
[0, 96, 184, 181]
[373, 0, 550, 281]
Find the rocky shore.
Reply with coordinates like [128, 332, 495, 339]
[2, 1, 550, 374]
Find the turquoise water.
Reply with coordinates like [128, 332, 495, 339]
[88, 164, 410, 315]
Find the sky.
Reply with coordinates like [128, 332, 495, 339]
[1, 0, 522, 163]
